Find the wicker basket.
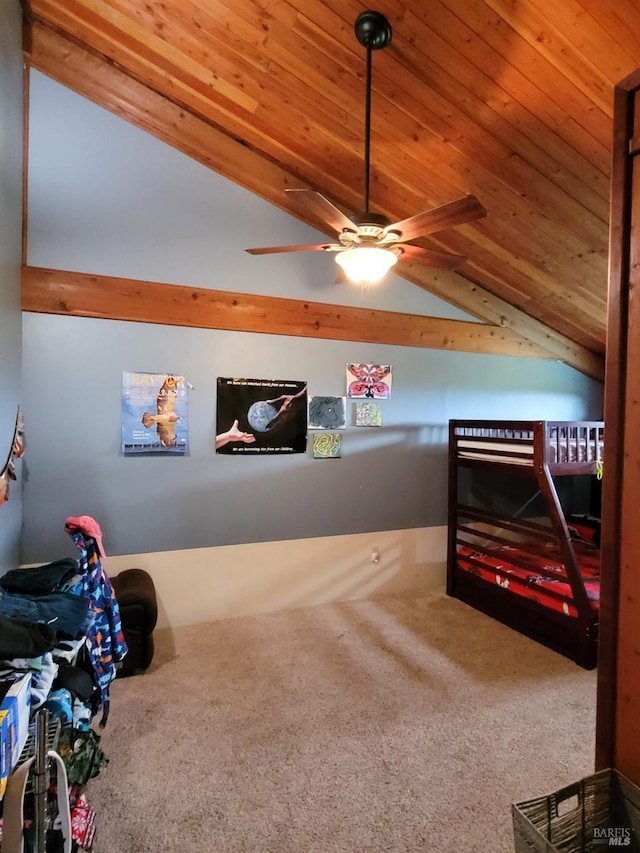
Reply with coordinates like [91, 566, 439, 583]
[512, 769, 640, 852]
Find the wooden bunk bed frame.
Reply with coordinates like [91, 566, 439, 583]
[447, 419, 604, 670]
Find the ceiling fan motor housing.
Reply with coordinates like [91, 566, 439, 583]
[355, 11, 392, 50]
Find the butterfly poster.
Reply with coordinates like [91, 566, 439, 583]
[346, 363, 392, 399]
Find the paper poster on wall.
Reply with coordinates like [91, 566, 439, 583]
[122, 371, 189, 455]
[312, 433, 342, 458]
[355, 401, 382, 427]
[308, 396, 346, 430]
[216, 377, 307, 454]
[346, 363, 392, 399]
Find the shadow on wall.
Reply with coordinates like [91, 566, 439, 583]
[22, 423, 451, 563]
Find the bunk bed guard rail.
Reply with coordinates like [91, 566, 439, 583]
[450, 420, 604, 472]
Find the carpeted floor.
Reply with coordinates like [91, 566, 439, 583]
[91, 590, 596, 852]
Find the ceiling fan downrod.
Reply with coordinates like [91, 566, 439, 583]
[355, 11, 392, 216]
[245, 8, 484, 280]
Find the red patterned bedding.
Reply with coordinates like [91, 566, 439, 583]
[456, 525, 600, 618]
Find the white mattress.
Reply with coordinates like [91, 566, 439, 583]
[457, 435, 604, 465]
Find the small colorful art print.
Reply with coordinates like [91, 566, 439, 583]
[355, 401, 382, 427]
[346, 363, 392, 399]
[308, 396, 346, 430]
[122, 371, 189, 455]
[216, 377, 307, 454]
[312, 432, 342, 458]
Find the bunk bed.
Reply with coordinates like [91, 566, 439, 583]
[447, 420, 604, 669]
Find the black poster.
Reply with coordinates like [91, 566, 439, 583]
[216, 377, 307, 455]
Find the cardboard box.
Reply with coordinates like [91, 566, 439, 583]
[0, 674, 32, 797]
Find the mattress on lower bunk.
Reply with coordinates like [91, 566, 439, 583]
[455, 527, 600, 618]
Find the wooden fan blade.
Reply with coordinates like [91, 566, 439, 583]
[246, 243, 339, 255]
[398, 243, 467, 270]
[285, 189, 359, 234]
[384, 195, 486, 242]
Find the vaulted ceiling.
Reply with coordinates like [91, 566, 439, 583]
[20, 1, 640, 381]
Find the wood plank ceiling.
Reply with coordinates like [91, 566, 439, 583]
[20, 0, 640, 380]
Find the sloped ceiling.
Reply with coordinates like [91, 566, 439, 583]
[20, 0, 639, 381]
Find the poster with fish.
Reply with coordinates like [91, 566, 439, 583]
[122, 371, 189, 455]
[216, 377, 307, 454]
[346, 363, 392, 399]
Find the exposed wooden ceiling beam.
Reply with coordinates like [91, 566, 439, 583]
[22, 265, 565, 362]
[23, 21, 604, 381]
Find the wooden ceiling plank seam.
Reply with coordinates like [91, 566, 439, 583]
[317, 83, 611, 278]
[113, 0, 281, 76]
[27, 3, 370, 177]
[24, 25, 309, 205]
[357, 133, 610, 286]
[405, 267, 604, 369]
[577, 0, 640, 57]
[26, 20, 368, 193]
[450, 228, 608, 311]
[529, 0, 639, 84]
[481, 0, 619, 115]
[33, 0, 367, 141]
[404, 5, 610, 201]
[286, 0, 613, 232]
[280, 0, 612, 220]
[366, 49, 611, 242]
[28, 0, 261, 114]
[397, 203, 608, 308]
[441, 0, 613, 147]
[276, 26, 606, 256]
[416, 0, 612, 165]
[24, 16, 274, 142]
[288, 0, 610, 168]
[393, 7, 611, 214]
[416, 268, 604, 360]
[106, 0, 366, 132]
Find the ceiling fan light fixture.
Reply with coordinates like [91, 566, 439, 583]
[335, 246, 398, 284]
[245, 11, 485, 276]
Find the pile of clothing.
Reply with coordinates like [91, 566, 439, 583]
[0, 517, 128, 852]
[0, 516, 128, 729]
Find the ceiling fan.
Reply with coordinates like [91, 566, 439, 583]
[246, 10, 487, 284]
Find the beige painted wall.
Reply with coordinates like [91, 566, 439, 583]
[104, 526, 447, 630]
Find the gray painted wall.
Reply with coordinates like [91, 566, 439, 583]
[0, 0, 24, 571]
[21, 72, 603, 563]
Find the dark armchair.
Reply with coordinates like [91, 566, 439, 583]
[110, 568, 158, 676]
